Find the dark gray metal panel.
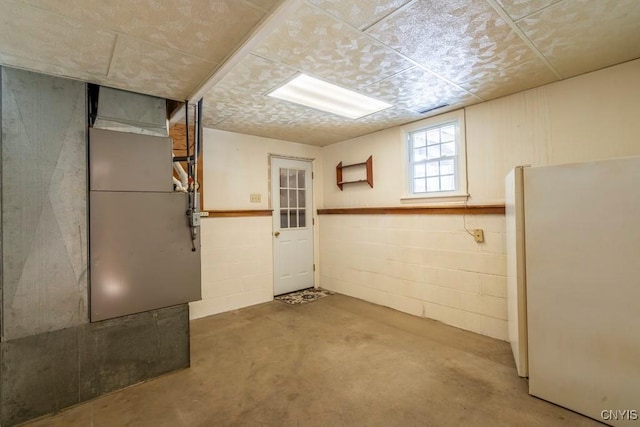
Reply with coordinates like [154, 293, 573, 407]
[89, 128, 173, 192]
[1, 66, 4, 339]
[79, 304, 189, 401]
[90, 191, 201, 321]
[0, 304, 189, 426]
[1, 67, 88, 340]
[0, 327, 80, 426]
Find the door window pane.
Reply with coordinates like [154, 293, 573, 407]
[289, 170, 297, 188]
[289, 210, 297, 228]
[298, 209, 306, 227]
[280, 169, 288, 187]
[277, 166, 309, 229]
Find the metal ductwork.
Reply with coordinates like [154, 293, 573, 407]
[93, 86, 168, 136]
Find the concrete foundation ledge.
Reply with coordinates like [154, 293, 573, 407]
[0, 304, 189, 426]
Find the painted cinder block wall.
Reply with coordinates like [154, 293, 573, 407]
[196, 59, 640, 340]
[319, 58, 640, 340]
[190, 128, 322, 319]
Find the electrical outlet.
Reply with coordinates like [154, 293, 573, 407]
[473, 229, 485, 243]
[250, 193, 261, 203]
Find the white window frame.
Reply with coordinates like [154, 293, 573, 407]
[401, 109, 468, 204]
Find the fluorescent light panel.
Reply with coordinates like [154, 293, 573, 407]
[267, 74, 392, 119]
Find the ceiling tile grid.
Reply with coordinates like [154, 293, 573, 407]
[495, 0, 564, 21]
[0, 0, 276, 100]
[366, 0, 538, 85]
[307, 0, 413, 30]
[516, 0, 640, 79]
[200, 0, 640, 145]
[0, 0, 116, 76]
[16, 0, 270, 63]
[0, 52, 101, 86]
[245, 0, 285, 13]
[213, 117, 355, 146]
[459, 57, 557, 100]
[107, 36, 217, 100]
[360, 66, 476, 113]
[252, 3, 415, 89]
[210, 54, 298, 98]
[2, 0, 640, 146]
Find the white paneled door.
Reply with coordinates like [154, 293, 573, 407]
[271, 158, 314, 295]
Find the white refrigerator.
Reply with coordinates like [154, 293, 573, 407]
[505, 157, 640, 426]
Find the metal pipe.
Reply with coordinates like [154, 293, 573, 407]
[172, 153, 189, 190]
[184, 101, 190, 181]
[194, 100, 202, 210]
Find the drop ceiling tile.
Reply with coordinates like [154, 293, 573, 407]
[333, 107, 423, 134]
[367, 0, 537, 84]
[213, 54, 298, 97]
[495, 0, 563, 21]
[252, 3, 413, 88]
[460, 57, 558, 100]
[307, 0, 413, 30]
[246, 0, 283, 12]
[202, 97, 234, 129]
[361, 67, 476, 113]
[517, 0, 640, 79]
[204, 85, 423, 145]
[203, 92, 320, 131]
[201, 54, 301, 127]
[276, 102, 419, 133]
[108, 36, 217, 100]
[214, 116, 353, 146]
[0, 53, 98, 83]
[17, 0, 267, 63]
[0, 0, 115, 76]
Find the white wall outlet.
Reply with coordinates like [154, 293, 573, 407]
[250, 193, 261, 203]
[473, 229, 485, 243]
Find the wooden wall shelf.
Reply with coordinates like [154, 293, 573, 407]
[336, 155, 373, 190]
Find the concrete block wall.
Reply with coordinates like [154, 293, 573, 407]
[190, 217, 273, 319]
[313, 61, 640, 342]
[0, 67, 191, 426]
[319, 214, 508, 340]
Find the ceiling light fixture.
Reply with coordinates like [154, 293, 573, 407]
[267, 74, 393, 119]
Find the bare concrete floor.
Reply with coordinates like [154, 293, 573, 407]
[25, 294, 603, 426]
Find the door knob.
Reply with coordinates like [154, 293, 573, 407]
[274, 231, 280, 237]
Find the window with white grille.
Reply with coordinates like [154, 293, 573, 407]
[405, 110, 467, 199]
